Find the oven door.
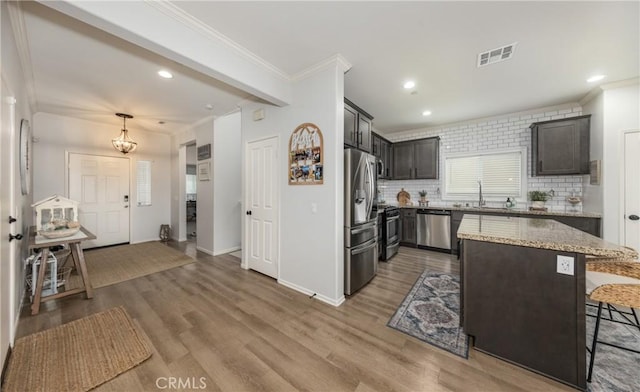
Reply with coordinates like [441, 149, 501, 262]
[386, 214, 399, 244]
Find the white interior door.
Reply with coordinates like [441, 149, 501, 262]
[69, 153, 130, 248]
[623, 131, 640, 251]
[1, 79, 17, 367]
[246, 137, 279, 278]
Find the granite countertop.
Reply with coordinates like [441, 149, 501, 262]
[457, 214, 637, 258]
[377, 203, 601, 218]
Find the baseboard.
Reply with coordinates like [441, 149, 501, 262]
[195, 246, 214, 256]
[278, 279, 345, 307]
[130, 238, 162, 245]
[213, 246, 241, 256]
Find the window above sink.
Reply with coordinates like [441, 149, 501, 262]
[443, 147, 527, 202]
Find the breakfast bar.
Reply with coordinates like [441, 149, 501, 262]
[458, 214, 636, 391]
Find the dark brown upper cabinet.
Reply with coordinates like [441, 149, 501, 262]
[392, 137, 439, 180]
[530, 115, 590, 176]
[372, 132, 393, 179]
[344, 98, 373, 153]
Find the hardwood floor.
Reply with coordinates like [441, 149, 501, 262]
[15, 244, 574, 391]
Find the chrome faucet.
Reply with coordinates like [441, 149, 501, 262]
[478, 180, 485, 207]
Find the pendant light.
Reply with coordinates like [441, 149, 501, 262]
[112, 113, 137, 154]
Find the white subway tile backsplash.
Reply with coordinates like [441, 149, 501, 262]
[381, 105, 584, 212]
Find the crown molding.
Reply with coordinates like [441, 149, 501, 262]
[7, 2, 38, 112]
[579, 77, 640, 106]
[290, 54, 353, 82]
[145, 0, 289, 81]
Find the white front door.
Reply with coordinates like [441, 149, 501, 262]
[68, 153, 130, 248]
[1, 80, 17, 368]
[246, 136, 279, 278]
[623, 131, 640, 251]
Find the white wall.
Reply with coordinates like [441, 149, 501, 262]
[213, 111, 242, 255]
[32, 113, 172, 243]
[381, 104, 586, 211]
[193, 120, 215, 254]
[1, 0, 34, 367]
[240, 60, 346, 306]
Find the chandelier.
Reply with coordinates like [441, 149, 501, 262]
[112, 113, 137, 154]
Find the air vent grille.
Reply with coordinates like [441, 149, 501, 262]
[477, 42, 517, 67]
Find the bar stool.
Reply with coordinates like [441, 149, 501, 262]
[585, 261, 640, 383]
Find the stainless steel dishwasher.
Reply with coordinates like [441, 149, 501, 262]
[417, 209, 451, 251]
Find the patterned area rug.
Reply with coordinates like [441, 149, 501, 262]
[388, 270, 640, 390]
[387, 271, 469, 358]
[586, 304, 640, 392]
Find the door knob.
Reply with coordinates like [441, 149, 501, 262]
[9, 233, 23, 242]
[246, 211, 252, 215]
[8, 216, 17, 224]
[629, 214, 639, 221]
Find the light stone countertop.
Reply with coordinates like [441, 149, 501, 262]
[457, 214, 636, 258]
[378, 203, 601, 218]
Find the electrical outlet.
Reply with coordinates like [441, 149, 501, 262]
[557, 255, 574, 276]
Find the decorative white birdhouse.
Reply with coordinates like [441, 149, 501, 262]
[31, 195, 79, 232]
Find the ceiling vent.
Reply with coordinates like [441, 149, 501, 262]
[477, 42, 517, 67]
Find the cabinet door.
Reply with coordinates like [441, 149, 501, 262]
[393, 142, 414, 180]
[450, 211, 464, 254]
[344, 104, 358, 148]
[358, 115, 372, 153]
[372, 133, 381, 158]
[400, 210, 416, 244]
[533, 117, 589, 175]
[414, 137, 439, 179]
[380, 140, 391, 179]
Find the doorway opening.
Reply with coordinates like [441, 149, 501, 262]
[186, 143, 197, 242]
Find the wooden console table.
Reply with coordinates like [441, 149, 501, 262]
[28, 226, 96, 315]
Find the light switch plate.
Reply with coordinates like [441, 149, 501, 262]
[557, 255, 574, 276]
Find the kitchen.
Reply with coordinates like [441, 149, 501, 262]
[342, 82, 639, 391]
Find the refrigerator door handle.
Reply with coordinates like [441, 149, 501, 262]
[351, 221, 376, 234]
[351, 238, 377, 255]
[364, 158, 374, 219]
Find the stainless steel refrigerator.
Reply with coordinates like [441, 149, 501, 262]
[344, 148, 378, 295]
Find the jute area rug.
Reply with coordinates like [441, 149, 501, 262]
[387, 271, 469, 358]
[67, 241, 194, 289]
[2, 307, 151, 392]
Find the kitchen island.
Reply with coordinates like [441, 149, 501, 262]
[458, 214, 635, 391]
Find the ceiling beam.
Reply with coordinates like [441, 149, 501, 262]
[38, 0, 292, 107]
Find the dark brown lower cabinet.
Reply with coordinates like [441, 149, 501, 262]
[461, 240, 586, 390]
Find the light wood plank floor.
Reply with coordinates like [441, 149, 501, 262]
[16, 244, 574, 392]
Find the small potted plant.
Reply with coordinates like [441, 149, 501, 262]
[528, 190, 549, 209]
[418, 190, 428, 204]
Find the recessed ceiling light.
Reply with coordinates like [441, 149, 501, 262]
[158, 70, 173, 79]
[403, 81, 415, 89]
[587, 74, 606, 83]
[422, 110, 432, 116]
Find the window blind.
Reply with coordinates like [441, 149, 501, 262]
[136, 160, 152, 206]
[444, 149, 524, 198]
